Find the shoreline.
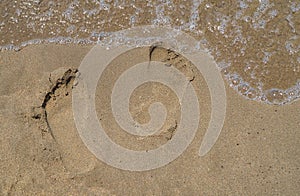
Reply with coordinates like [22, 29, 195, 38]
[0, 44, 299, 195]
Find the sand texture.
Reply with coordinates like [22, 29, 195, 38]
[0, 45, 299, 195]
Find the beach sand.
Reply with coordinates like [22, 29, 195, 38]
[0, 44, 299, 195]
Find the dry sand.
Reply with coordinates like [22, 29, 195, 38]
[0, 44, 299, 195]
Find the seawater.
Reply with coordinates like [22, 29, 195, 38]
[0, 0, 299, 105]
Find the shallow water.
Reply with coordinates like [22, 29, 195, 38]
[1, 0, 299, 104]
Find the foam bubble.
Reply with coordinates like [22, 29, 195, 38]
[0, 0, 299, 105]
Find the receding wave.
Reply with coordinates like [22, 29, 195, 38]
[1, 0, 299, 104]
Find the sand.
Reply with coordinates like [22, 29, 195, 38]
[0, 44, 299, 195]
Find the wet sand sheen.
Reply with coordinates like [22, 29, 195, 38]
[0, 44, 299, 194]
[0, 0, 299, 104]
[0, 0, 300, 194]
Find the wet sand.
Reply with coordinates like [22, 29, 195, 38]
[0, 44, 299, 195]
[1, 0, 300, 104]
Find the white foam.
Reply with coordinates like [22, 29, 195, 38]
[0, 0, 299, 105]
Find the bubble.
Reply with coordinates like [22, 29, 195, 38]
[283, 86, 300, 103]
[1, 0, 299, 105]
[179, 45, 189, 53]
[260, 96, 267, 102]
[238, 83, 250, 94]
[231, 78, 240, 86]
[125, 39, 135, 47]
[265, 89, 287, 105]
[246, 88, 257, 99]
[117, 37, 125, 44]
[222, 68, 229, 75]
[135, 39, 143, 47]
[229, 74, 241, 87]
